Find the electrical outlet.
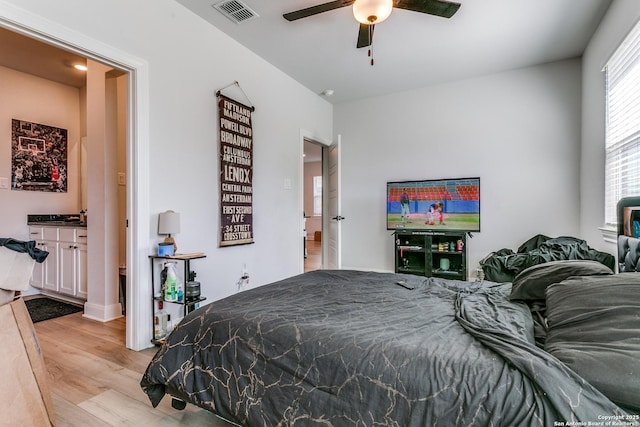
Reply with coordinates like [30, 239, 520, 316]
[0, 177, 8, 189]
[237, 276, 249, 292]
[237, 263, 250, 292]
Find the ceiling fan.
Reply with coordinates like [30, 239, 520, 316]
[283, 0, 461, 54]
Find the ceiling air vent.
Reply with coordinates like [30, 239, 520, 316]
[213, 0, 259, 24]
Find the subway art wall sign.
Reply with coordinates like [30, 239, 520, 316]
[218, 94, 254, 246]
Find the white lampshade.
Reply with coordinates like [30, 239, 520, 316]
[158, 210, 180, 235]
[353, 0, 393, 24]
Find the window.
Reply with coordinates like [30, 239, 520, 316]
[604, 20, 640, 225]
[313, 175, 322, 216]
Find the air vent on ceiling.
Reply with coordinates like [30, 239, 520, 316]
[213, 0, 259, 24]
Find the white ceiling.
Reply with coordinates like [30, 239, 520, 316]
[177, 0, 613, 104]
[0, 1, 613, 104]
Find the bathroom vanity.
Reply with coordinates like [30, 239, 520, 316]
[28, 214, 87, 300]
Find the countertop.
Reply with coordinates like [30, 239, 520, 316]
[27, 214, 87, 228]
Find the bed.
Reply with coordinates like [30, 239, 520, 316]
[140, 266, 640, 426]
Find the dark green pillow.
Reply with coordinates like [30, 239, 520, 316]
[509, 260, 612, 301]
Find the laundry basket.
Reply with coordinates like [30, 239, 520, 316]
[0, 239, 48, 306]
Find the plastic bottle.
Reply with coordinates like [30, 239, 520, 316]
[178, 283, 184, 302]
[177, 280, 184, 303]
[154, 301, 168, 340]
[164, 262, 178, 302]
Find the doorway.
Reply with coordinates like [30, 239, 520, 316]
[303, 139, 324, 272]
[0, 19, 143, 346]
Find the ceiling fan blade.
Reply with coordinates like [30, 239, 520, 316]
[357, 23, 374, 48]
[283, 0, 355, 21]
[394, 0, 460, 18]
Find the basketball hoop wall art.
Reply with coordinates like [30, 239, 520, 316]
[11, 119, 68, 192]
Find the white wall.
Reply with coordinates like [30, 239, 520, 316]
[580, 0, 640, 253]
[0, 0, 332, 300]
[0, 66, 81, 238]
[334, 59, 584, 277]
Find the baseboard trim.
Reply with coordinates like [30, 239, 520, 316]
[83, 301, 123, 322]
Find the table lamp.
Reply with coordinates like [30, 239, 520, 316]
[158, 210, 180, 253]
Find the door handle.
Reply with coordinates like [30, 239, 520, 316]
[331, 216, 345, 221]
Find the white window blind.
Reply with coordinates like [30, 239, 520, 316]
[313, 175, 322, 216]
[605, 20, 640, 225]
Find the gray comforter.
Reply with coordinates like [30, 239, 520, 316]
[141, 270, 632, 426]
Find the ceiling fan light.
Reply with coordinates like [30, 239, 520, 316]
[352, 0, 392, 24]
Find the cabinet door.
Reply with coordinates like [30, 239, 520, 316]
[29, 228, 44, 289]
[43, 241, 59, 292]
[59, 242, 77, 296]
[75, 243, 88, 299]
[30, 241, 46, 289]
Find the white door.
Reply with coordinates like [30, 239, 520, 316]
[326, 136, 342, 269]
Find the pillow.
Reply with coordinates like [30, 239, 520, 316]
[545, 274, 640, 411]
[509, 260, 613, 301]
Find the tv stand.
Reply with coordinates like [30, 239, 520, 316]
[394, 230, 467, 280]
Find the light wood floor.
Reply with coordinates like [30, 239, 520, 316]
[304, 239, 322, 272]
[33, 312, 230, 426]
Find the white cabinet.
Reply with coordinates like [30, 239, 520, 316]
[75, 243, 88, 299]
[29, 227, 59, 291]
[42, 242, 59, 292]
[29, 226, 87, 299]
[59, 243, 76, 296]
[58, 228, 88, 298]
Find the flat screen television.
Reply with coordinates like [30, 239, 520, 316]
[387, 177, 480, 232]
